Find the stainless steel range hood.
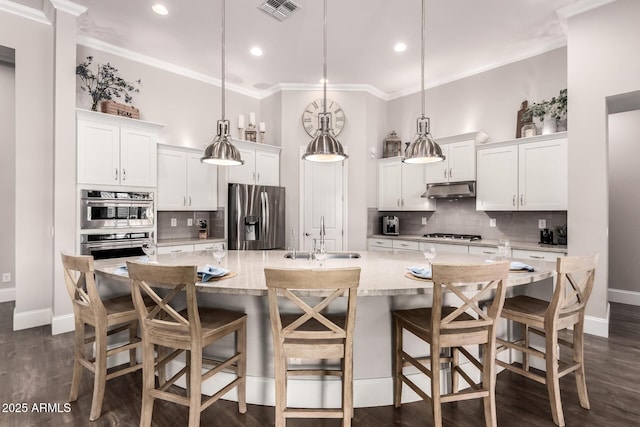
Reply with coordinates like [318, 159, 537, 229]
[421, 181, 475, 199]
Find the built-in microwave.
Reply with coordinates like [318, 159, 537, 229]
[80, 190, 154, 230]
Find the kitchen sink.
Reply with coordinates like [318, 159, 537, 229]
[284, 252, 361, 260]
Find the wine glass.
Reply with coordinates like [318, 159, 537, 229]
[423, 244, 437, 269]
[315, 243, 328, 267]
[141, 240, 157, 263]
[212, 246, 226, 266]
[498, 239, 511, 259]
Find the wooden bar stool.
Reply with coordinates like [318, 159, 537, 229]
[61, 253, 146, 421]
[264, 267, 361, 427]
[496, 255, 598, 427]
[393, 262, 510, 427]
[126, 261, 247, 427]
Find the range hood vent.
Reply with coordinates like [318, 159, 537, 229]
[422, 181, 476, 199]
[259, 0, 301, 21]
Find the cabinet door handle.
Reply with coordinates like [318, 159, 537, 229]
[397, 199, 400, 207]
[512, 195, 516, 206]
[449, 168, 452, 179]
[122, 169, 126, 181]
[253, 172, 256, 182]
[257, 172, 260, 182]
[530, 255, 544, 259]
[188, 196, 192, 206]
[401, 199, 404, 207]
[115, 168, 118, 181]
[400, 243, 409, 247]
[520, 194, 524, 206]
[444, 169, 447, 179]
[183, 196, 186, 207]
[170, 249, 182, 253]
[483, 250, 495, 254]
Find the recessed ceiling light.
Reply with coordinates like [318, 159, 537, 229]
[394, 42, 407, 53]
[152, 4, 168, 15]
[250, 47, 263, 57]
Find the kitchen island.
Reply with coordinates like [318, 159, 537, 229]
[94, 250, 555, 408]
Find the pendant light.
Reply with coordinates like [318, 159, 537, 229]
[403, 0, 445, 164]
[201, 0, 244, 166]
[302, 0, 348, 163]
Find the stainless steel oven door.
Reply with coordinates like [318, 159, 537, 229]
[81, 200, 154, 229]
[80, 235, 148, 260]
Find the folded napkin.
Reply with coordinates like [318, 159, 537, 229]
[114, 265, 128, 276]
[197, 265, 230, 282]
[485, 259, 535, 272]
[407, 266, 432, 279]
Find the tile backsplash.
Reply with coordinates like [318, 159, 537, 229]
[157, 209, 225, 240]
[370, 198, 567, 244]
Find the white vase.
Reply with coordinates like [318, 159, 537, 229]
[541, 114, 557, 135]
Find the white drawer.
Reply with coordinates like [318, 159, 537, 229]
[426, 242, 469, 254]
[512, 249, 564, 262]
[157, 244, 194, 255]
[393, 240, 420, 251]
[194, 242, 225, 251]
[367, 238, 393, 249]
[469, 245, 511, 257]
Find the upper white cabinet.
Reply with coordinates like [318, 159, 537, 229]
[476, 132, 567, 211]
[378, 158, 435, 211]
[77, 109, 163, 188]
[426, 137, 476, 184]
[157, 145, 217, 211]
[227, 140, 281, 186]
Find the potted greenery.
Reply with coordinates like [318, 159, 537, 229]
[76, 56, 141, 112]
[554, 224, 567, 245]
[522, 88, 567, 134]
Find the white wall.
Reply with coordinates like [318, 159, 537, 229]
[387, 47, 567, 145]
[0, 9, 54, 330]
[0, 54, 15, 302]
[567, 0, 640, 329]
[608, 109, 640, 295]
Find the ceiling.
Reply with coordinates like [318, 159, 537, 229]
[21, 0, 588, 98]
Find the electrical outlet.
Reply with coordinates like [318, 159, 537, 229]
[289, 358, 302, 365]
[171, 218, 177, 227]
[489, 218, 496, 227]
[538, 219, 546, 229]
[421, 217, 427, 225]
[187, 218, 193, 227]
[2, 273, 10, 283]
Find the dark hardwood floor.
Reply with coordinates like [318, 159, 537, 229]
[1, 301, 639, 426]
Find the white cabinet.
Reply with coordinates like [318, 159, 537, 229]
[468, 245, 510, 258]
[157, 146, 217, 211]
[193, 242, 225, 251]
[426, 139, 476, 184]
[367, 238, 393, 251]
[476, 133, 567, 211]
[393, 239, 420, 252]
[157, 241, 225, 254]
[77, 109, 163, 188]
[512, 249, 564, 262]
[424, 242, 469, 254]
[377, 159, 435, 211]
[227, 140, 281, 186]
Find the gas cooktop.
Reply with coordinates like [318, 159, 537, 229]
[423, 233, 482, 241]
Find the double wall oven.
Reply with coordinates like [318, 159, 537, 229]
[80, 190, 154, 259]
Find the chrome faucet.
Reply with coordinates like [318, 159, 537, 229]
[319, 216, 326, 248]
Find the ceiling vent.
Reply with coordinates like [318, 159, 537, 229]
[258, 0, 301, 21]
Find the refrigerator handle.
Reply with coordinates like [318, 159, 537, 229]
[263, 191, 270, 244]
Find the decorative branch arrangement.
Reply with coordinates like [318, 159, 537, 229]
[76, 56, 141, 111]
[522, 88, 567, 126]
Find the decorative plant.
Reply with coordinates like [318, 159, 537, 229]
[554, 224, 567, 237]
[522, 88, 568, 126]
[76, 56, 141, 111]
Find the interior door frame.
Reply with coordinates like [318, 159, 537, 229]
[299, 145, 348, 251]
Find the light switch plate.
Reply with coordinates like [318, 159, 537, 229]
[2, 273, 10, 283]
[171, 218, 177, 227]
[538, 219, 546, 229]
[421, 217, 427, 225]
[489, 218, 496, 227]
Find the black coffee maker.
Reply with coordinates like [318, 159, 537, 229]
[540, 228, 554, 245]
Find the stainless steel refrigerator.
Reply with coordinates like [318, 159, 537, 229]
[228, 184, 286, 250]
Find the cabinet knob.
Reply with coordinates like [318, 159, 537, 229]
[115, 168, 118, 181]
[512, 195, 516, 206]
[449, 168, 452, 179]
[183, 196, 186, 207]
[397, 199, 400, 207]
[188, 196, 192, 206]
[122, 169, 126, 181]
[520, 194, 524, 206]
[444, 169, 447, 179]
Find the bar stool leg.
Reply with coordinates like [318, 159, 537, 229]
[545, 329, 565, 427]
[393, 319, 403, 408]
[69, 319, 84, 402]
[573, 321, 590, 409]
[237, 321, 248, 414]
[90, 325, 107, 421]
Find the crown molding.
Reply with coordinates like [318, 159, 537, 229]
[263, 82, 389, 100]
[49, 0, 87, 17]
[77, 35, 262, 99]
[0, 0, 50, 25]
[556, 0, 616, 19]
[386, 36, 567, 101]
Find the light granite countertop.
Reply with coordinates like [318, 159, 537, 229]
[156, 237, 225, 247]
[369, 234, 568, 254]
[95, 250, 555, 297]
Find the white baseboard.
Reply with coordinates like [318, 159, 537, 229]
[584, 303, 609, 338]
[0, 287, 16, 303]
[13, 307, 51, 331]
[609, 288, 640, 307]
[51, 313, 75, 335]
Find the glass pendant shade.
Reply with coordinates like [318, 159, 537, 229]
[302, 113, 348, 162]
[201, 120, 244, 166]
[403, 117, 445, 164]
